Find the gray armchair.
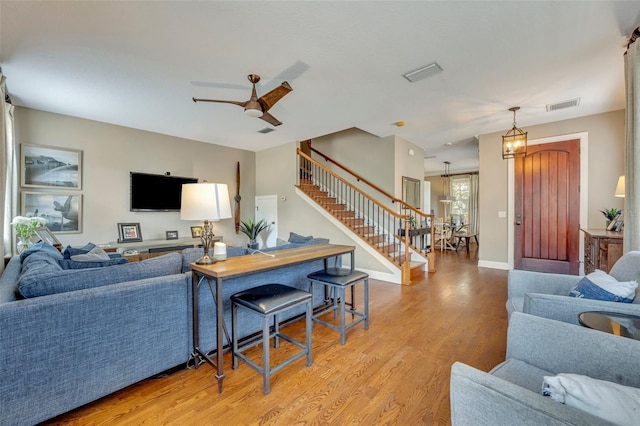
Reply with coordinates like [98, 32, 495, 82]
[450, 312, 640, 425]
[506, 251, 640, 325]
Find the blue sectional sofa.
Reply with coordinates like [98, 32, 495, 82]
[0, 240, 334, 425]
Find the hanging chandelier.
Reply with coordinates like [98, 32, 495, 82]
[438, 161, 455, 203]
[502, 106, 527, 159]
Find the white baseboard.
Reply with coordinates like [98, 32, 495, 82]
[477, 260, 510, 270]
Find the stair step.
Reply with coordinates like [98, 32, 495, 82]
[353, 225, 375, 234]
[334, 210, 356, 218]
[366, 234, 388, 244]
[325, 203, 346, 211]
[343, 217, 365, 226]
[315, 196, 337, 204]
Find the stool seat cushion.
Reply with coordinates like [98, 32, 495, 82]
[231, 284, 312, 315]
[307, 268, 369, 286]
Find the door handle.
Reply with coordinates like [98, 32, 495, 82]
[515, 221, 521, 225]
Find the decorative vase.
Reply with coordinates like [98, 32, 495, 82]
[248, 241, 259, 250]
[17, 235, 33, 254]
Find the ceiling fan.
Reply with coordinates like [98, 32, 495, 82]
[193, 74, 292, 126]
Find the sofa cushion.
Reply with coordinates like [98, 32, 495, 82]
[19, 241, 63, 262]
[569, 270, 637, 303]
[542, 373, 640, 426]
[489, 358, 553, 393]
[18, 252, 182, 298]
[288, 232, 313, 244]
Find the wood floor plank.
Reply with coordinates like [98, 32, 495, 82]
[43, 246, 507, 425]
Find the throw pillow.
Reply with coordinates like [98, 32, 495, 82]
[70, 247, 110, 261]
[59, 258, 128, 270]
[288, 232, 313, 244]
[63, 243, 96, 259]
[569, 270, 637, 303]
[542, 373, 640, 426]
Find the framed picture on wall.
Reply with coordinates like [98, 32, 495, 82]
[21, 192, 82, 233]
[117, 223, 143, 243]
[21, 144, 82, 190]
[166, 230, 179, 240]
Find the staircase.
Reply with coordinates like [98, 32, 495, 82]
[296, 147, 436, 284]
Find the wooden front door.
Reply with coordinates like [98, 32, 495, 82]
[514, 139, 580, 274]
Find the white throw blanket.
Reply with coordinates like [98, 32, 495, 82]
[542, 373, 640, 426]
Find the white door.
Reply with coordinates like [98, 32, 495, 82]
[255, 195, 277, 248]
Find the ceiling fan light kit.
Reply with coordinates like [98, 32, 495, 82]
[502, 106, 527, 159]
[193, 73, 291, 126]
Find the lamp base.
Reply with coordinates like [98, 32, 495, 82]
[195, 254, 216, 265]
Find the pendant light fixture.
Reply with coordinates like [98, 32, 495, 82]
[502, 106, 527, 159]
[438, 161, 455, 204]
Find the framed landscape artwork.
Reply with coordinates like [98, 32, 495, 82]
[21, 192, 82, 233]
[21, 144, 82, 190]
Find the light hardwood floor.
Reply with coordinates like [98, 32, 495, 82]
[45, 246, 508, 425]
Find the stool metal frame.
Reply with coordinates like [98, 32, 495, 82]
[231, 284, 313, 394]
[308, 267, 369, 345]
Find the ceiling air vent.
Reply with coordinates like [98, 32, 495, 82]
[403, 62, 443, 83]
[546, 98, 580, 112]
[257, 127, 275, 134]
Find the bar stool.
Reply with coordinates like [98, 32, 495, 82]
[308, 268, 369, 345]
[231, 283, 313, 394]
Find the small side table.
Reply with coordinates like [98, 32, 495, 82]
[578, 311, 640, 340]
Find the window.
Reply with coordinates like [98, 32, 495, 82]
[450, 176, 470, 225]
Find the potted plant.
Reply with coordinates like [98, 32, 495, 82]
[600, 208, 621, 226]
[239, 218, 269, 249]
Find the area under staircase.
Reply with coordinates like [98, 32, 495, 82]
[296, 146, 435, 285]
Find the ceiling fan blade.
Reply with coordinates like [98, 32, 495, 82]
[257, 82, 292, 112]
[259, 111, 282, 127]
[192, 98, 246, 108]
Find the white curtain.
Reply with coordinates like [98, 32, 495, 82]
[1, 72, 18, 270]
[469, 173, 479, 234]
[624, 31, 640, 252]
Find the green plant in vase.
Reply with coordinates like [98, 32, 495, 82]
[600, 208, 621, 226]
[239, 218, 269, 249]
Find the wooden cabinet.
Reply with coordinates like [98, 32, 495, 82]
[582, 229, 623, 274]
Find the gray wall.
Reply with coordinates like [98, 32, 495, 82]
[14, 107, 256, 247]
[477, 109, 625, 268]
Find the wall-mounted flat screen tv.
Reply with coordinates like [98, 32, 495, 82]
[130, 172, 198, 212]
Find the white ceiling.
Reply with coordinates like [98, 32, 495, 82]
[2, 1, 639, 176]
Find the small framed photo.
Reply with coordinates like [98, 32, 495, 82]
[21, 144, 82, 189]
[166, 230, 179, 240]
[34, 226, 61, 246]
[21, 191, 82, 233]
[117, 223, 143, 243]
[191, 226, 203, 238]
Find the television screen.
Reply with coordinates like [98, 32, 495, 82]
[130, 172, 198, 212]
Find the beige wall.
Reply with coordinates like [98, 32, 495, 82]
[255, 141, 392, 273]
[14, 107, 255, 247]
[478, 109, 625, 268]
[394, 136, 425, 207]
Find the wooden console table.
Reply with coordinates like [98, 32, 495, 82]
[582, 229, 623, 274]
[189, 243, 356, 393]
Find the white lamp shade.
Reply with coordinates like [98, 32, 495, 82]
[180, 183, 232, 220]
[615, 175, 625, 198]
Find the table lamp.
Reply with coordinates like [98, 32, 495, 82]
[181, 182, 232, 264]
